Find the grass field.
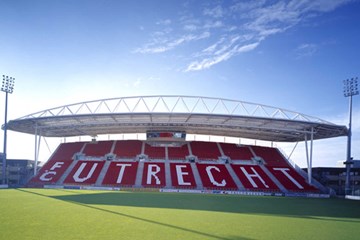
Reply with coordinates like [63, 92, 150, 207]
[0, 188, 360, 240]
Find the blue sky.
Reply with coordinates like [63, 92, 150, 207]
[0, 0, 359, 167]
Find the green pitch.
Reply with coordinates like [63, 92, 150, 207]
[1, 189, 360, 240]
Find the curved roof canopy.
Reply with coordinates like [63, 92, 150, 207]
[6, 95, 347, 142]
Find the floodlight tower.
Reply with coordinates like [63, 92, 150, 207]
[1, 75, 15, 184]
[343, 77, 358, 195]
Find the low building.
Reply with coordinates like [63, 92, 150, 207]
[304, 165, 360, 195]
[0, 155, 36, 187]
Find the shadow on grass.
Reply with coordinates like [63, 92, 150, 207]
[19, 188, 360, 221]
[16, 188, 254, 240]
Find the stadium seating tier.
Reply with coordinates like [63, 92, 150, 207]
[190, 141, 221, 161]
[168, 144, 189, 160]
[196, 163, 237, 190]
[50, 142, 85, 161]
[170, 163, 197, 188]
[219, 143, 254, 160]
[31, 141, 320, 193]
[113, 140, 143, 159]
[83, 140, 114, 157]
[102, 161, 139, 186]
[63, 160, 105, 185]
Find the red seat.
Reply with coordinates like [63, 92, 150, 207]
[144, 144, 165, 159]
[168, 144, 189, 160]
[50, 142, 85, 161]
[83, 140, 114, 157]
[267, 166, 318, 192]
[196, 163, 237, 190]
[102, 161, 138, 186]
[190, 141, 220, 161]
[251, 146, 289, 167]
[170, 163, 196, 188]
[113, 140, 142, 159]
[141, 162, 166, 188]
[231, 164, 279, 191]
[30, 160, 73, 184]
[63, 160, 105, 185]
[219, 143, 253, 160]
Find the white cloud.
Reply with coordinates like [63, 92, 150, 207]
[133, 79, 141, 88]
[295, 43, 318, 58]
[134, 32, 210, 54]
[185, 42, 259, 72]
[230, 0, 267, 13]
[203, 5, 224, 18]
[204, 20, 223, 29]
[147, 76, 160, 82]
[288, 0, 352, 13]
[201, 38, 226, 54]
[136, 0, 352, 71]
[156, 19, 172, 25]
[243, 1, 301, 36]
[237, 42, 260, 52]
[183, 24, 198, 31]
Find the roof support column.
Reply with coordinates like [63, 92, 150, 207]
[34, 125, 41, 176]
[304, 127, 314, 184]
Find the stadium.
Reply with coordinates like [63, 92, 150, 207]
[1, 95, 360, 240]
[1, 1, 360, 239]
[3, 95, 347, 194]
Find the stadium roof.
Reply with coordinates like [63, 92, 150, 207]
[6, 95, 348, 142]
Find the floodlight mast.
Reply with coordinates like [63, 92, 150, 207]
[1, 75, 15, 184]
[343, 77, 359, 195]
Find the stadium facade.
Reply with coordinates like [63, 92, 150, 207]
[4, 96, 348, 195]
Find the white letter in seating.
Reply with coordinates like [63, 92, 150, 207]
[273, 168, 304, 189]
[39, 162, 64, 181]
[73, 162, 98, 183]
[147, 164, 161, 185]
[240, 167, 269, 188]
[206, 166, 226, 187]
[176, 165, 190, 186]
[116, 163, 132, 183]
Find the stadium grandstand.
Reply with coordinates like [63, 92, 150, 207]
[5, 96, 348, 196]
